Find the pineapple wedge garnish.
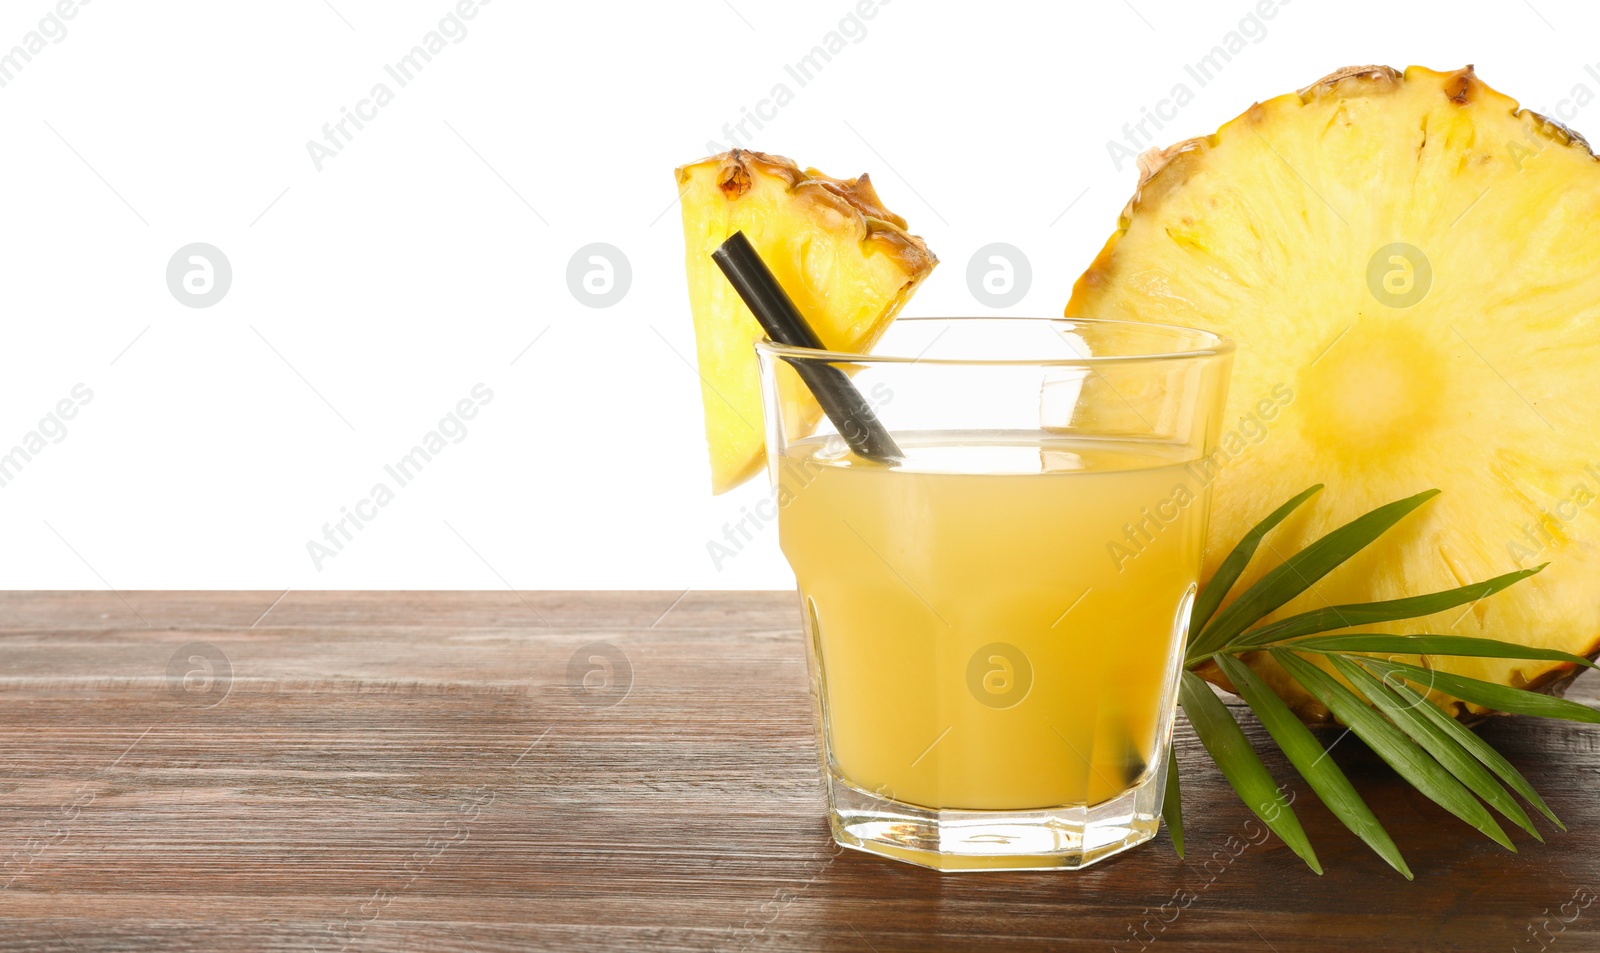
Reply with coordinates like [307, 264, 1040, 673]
[1069, 65, 1600, 720]
[677, 150, 936, 493]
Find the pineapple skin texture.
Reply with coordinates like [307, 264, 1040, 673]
[1068, 66, 1600, 721]
[676, 150, 936, 494]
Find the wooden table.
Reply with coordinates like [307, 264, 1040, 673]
[2, 591, 1596, 952]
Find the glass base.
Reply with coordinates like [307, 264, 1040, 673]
[825, 764, 1166, 872]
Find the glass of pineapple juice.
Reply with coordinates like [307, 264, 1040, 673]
[756, 317, 1233, 871]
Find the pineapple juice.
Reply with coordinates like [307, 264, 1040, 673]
[779, 430, 1205, 811]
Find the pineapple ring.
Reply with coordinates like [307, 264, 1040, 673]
[1070, 65, 1600, 722]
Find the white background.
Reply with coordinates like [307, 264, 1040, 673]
[0, 0, 1594, 590]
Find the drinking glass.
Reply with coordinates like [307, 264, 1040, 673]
[756, 317, 1233, 870]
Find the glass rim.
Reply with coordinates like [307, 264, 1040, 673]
[753, 316, 1235, 367]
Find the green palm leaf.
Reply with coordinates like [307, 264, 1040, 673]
[1215, 654, 1411, 878]
[1330, 655, 1540, 841]
[1366, 668, 1565, 831]
[1164, 485, 1582, 877]
[1189, 484, 1323, 637]
[1189, 489, 1439, 657]
[1269, 633, 1593, 667]
[1273, 650, 1513, 850]
[1163, 747, 1184, 857]
[1356, 657, 1600, 724]
[1228, 566, 1547, 649]
[1178, 670, 1320, 872]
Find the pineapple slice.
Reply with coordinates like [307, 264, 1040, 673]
[677, 150, 936, 493]
[1068, 65, 1600, 720]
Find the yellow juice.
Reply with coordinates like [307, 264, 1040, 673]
[778, 430, 1206, 811]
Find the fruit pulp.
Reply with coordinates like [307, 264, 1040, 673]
[779, 430, 1206, 811]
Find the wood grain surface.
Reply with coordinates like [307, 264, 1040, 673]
[1, 590, 1596, 953]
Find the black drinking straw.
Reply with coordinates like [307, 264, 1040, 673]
[711, 231, 902, 463]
